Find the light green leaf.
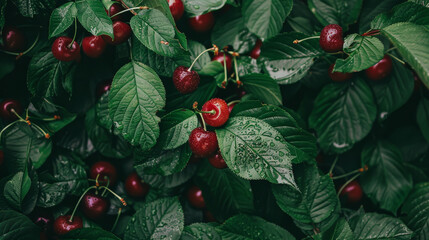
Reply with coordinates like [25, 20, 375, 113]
[358, 0, 400, 33]
[48, 2, 77, 38]
[75, 0, 113, 37]
[183, 0, 226, 17]
[4, 171, 32, 211]
[371, 2, 429, 30]
[181, 223, 221, 240]
[242, 74, 282, 105]
[158, 109, 198, 150]
[308, 0, 363, 29]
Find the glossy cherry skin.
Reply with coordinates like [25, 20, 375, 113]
[89, 161, 117, 186]
[189, 12, 215, 32]
[2, 26, 26, 52]
[107, 3, 125, 21]
[202, 98, 230, 127]
[0, 99, 23, 121]
[168, 0, 185, 22]
[365, 55, 393, 81]
[82, 36, 106, 58]
[208, 150, 227, 169]
[250, 39, 262, 59]
[319, 24, 344, 53]
[102, 21, 132, 45]
[328, 64, 352, 82]
[173, 66, 200, 94]
[53, 215, 83, 235]
[81, 192, 109, 220]
[125, 172, 150, 198]
[212, 53, 233, 72]
[51, 36, 81, 62]
[339, 180, 363, 204]
[187, 186, 205, 209]
[96, 80, 112, 98]
[189, 127, 218, 158]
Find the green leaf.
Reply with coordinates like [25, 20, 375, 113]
[166, 79, 217, 111]
[242, 0, 293, 39]
[371, 2, 429, 30]
[309, 78, 377, 154]
[216, 214, 295, 240]
[37, 181, 66, 208]
[188, 40, 211, 71]
[48, 2, 77, 38]
[95, 92, 114, 130]
[401, 182, 429, 240]
[242, 74, 282, 105]
[158, 109, 199, 150]
[333, 34, 384, 73]
[360, 140, 413, 213]
[3, 171, 32, 211]
[75, 0, 113, 37]
[307, 0, 363, 29]
[308, 218, 354, 240]
[29, 100, 77, 134]
[196, 160, 254, 222]
[358, 0, 400, 33]
[236, 56, 262, 77]
[0, 210, 40, 240]
[109, 61, 165, 150]
[382, 22, 429, 88]
[51, 151, 88, 196]
[62, 228, 121, 240]
[181, 223, 221, 240]
[183, 0, 226, 17]
[216, 116, 297, 187]
[350, 212, 413, 240]
[140, 165, 196, 189]
[417, 97, 429, 143]
[12, 0, 56, 18]
[272, 163, 340, 233]
[410, 0, 429, 7]
[124, 197, 184, 240]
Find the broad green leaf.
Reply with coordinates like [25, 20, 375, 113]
[371, 2, 429, 30]
[124, 197, 184, 240]
[75, 0, 113, 37]
[48, 2, 77, 38]
[286, 0, 321, 35]
[307, 218, 354, 240]
[109, 61, 165, 150]
[417, 97, 429, 143]
[361, 140, 413, 213]
[196, 160, 254, 222]
[401, 182, 429, 240]
[51, 151, 88, 196]
[198, 61, 226, 88]
[272, 163, 340, 233]
[166, 79, 218, 111]
[12, 0, 56, 18]
[309, 78, 377, 154]
[62, 228, 121, 240]
[29, 100, 77, 134]
[140, 165, 197, 189]
[95, 92, 113, 130]
[350, 212, 413, 240]
[158, 109, 199, 150]
[242, 0, 293, 39]
[188, 40, 210, 71]
[0, 210, 40, 239]
[216, 116, 297, 187]
[236, 57, 262, 77]
[410, 0, 429, 7]
[358, 0, 400, 33]
[307, 0, 363, 29]
[181, 223, 221, 240]
[333, 34, 384, 73]
[3, 171, 31, 211]
[183, 0, 226, 16]
[382, 22, 429, 88]
[216, 214, 295, 240]
[37, 181, 66, 208]
[242, 74, 282, 105]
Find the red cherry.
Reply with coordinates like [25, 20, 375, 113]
[31, 208, 53, 232]
[319, 24, 344, 53]
[328, 64, 352, 82]
[0, 99, 23, 121]
[212, 53, 232, 72]
[107, 3, 125, 21]
[102, 21, 132, 45]
[51, 36, 81, 62]
[250, 39, 262, 59]
[0, 150, 3, 167]
[188, 127, 218, 158]
[53, 215, 83, 235]
[125, 172, 150, 198]
[187, 186, 205, 209]
[81, 192, 109, 220]
[228, 103, 236, 113]
[208, 150, 227, 169]
[2, 26, 26, 52]
[339, 180, 363, 204]
[365, 55, 393, 81]
[189, 12, 215, 32]
[89, 161, 117, 186]
[202, 98, 230, 127]
[173, 66, 200, 94]
[168, 0, 184, 22]
[96, 80, 112, 98]
[82, 36, 106, 58]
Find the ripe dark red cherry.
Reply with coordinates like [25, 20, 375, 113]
[202, 98, 230, 127]
[53, 215, 83, 235]
[2, 26, 26, 52]
[51, 36, 81, 62]
[188, 127, 218, 158]
[89, 161, 117, 186]
[319, 24, 344, 53]
[250, 39, 262, 59]
[173, 66, 200, 94]
[212, 53, 233, 72]
[168, 0, 185, 22]
[365, 55, 393, 81]
[339, 180, 363, 204]
[228, 103, 236, 113]
[107, 3, 125, 21]
[189, 12, 215, 32]
[125, 172, 150, 198]
[81, 192, 109, 220]
[0, 99, 23, 121]
[208, 150, 227, 169]
[328, 64, 353, 82]
[187, 186, 205, 209]
[102, 21, 132, 45]
[82, 36, 106, 58]
[96, 80, 112, 98]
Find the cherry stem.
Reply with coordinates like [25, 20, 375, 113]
[101, 178, 110, 197]
[293, 36, 320, 44]
[198, 113, 207, 131]
[99, 186, 127, 206]
[336, 173, 362, 198]
[233, 56, 241, 86]
[221, 52, 228, 88]
[68, 18, 78, 49]
[228, 100, 241, 106]
[111, 208, 122, 232]
[386, 47, 397, 53]
[362, 29, 380, 37]
[69, 186, 97, 222]
[119, 0, 137, 15]
[328, 155, 339, 177]
[0, 31, 40, 58]
[332, 168, 364, 180]
[386, 53, 406, 65]
[0, 121, 19, 141]
[110, 6, 148, 19]
[188, 47, 215, 72]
